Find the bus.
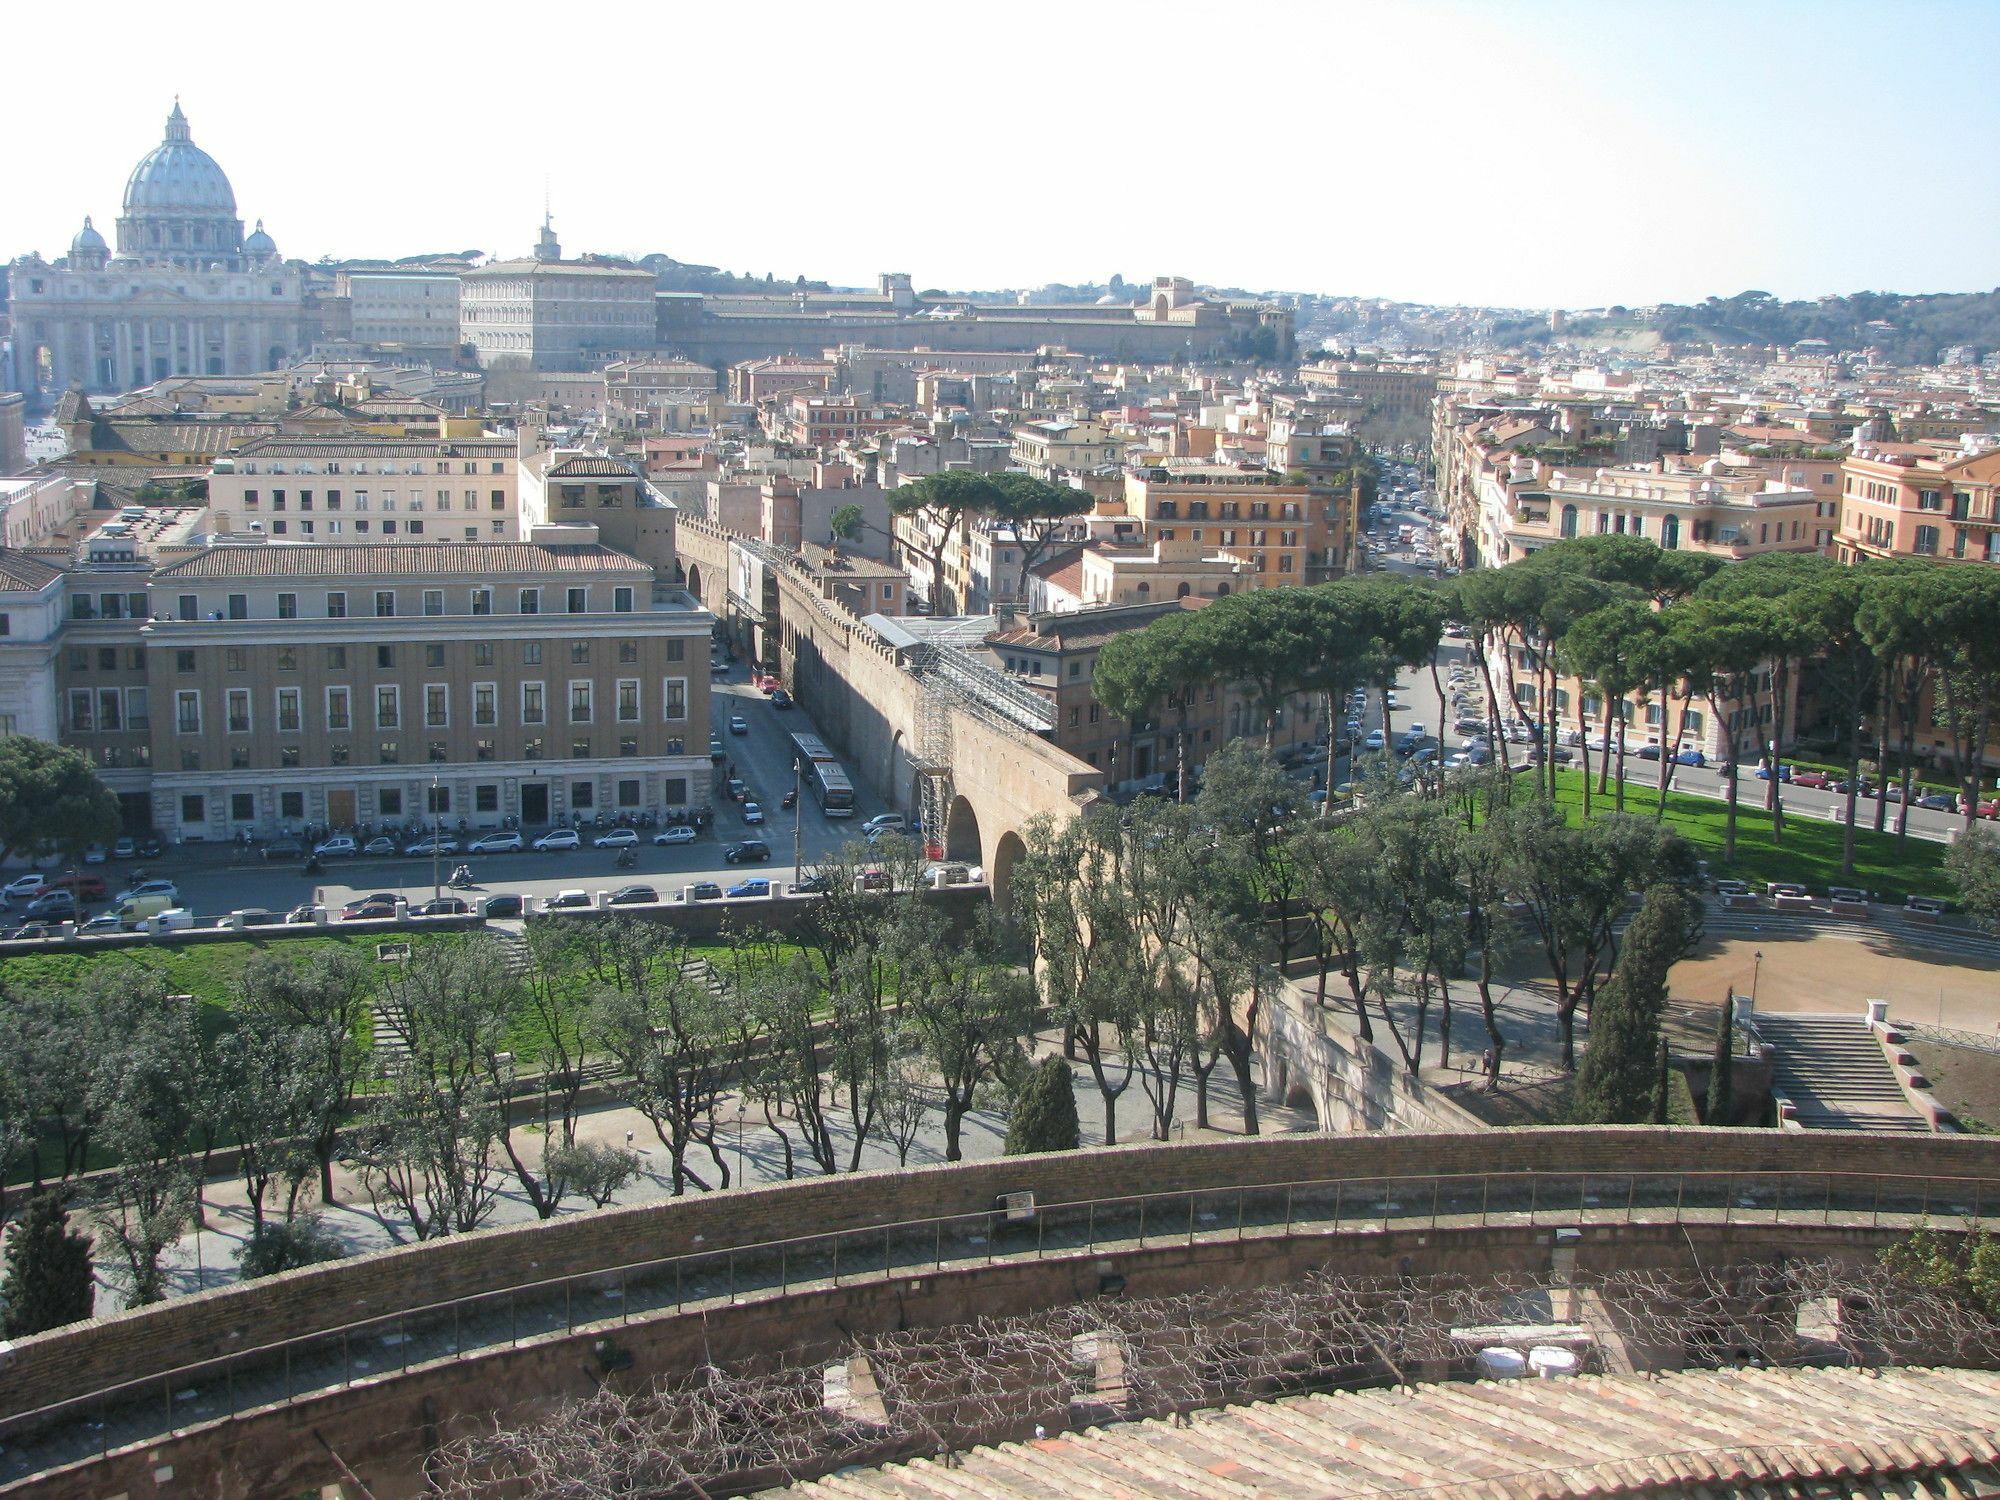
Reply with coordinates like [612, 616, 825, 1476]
[788, 731, 856, 817]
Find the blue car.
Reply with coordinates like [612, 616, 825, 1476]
[1674, 748, 1706, 767]
[727, 877, 772, 899]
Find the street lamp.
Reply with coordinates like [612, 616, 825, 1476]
[431, 772, 442, 905]
[1751, 949, 1763, 1007]
[792, 757, 803, 889]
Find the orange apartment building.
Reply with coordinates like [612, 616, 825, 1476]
[1838, 437, 2000, 565]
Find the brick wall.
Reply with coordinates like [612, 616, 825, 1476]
[5, 1128, 1998, 1427]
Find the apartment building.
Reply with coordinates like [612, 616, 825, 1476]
[207, 435, 521, 540]
[1480, 459, 1833, 566]
[1838, 436, 2000, 565]
[459, 223, 655, 372]
[728, 357, 837, 405]
[335, 268, 463, 351]
[767, 392, 897, 450]
[55, 538, 712, 840]
[1009, 419, 1119, 480]
[1121, 465, 1320, 591]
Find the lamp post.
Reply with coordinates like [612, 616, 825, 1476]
[431, 772, 442, 905]
[734, 1096, 747, 1188]
[792, 757, 803, 889]
[1751, 949, 1763, 1008]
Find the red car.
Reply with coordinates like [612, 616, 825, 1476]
[53, 872, 108, 901]
[1790, 770, 1830, 790]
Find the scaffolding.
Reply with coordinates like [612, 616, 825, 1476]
[904, 641, 1052, 860]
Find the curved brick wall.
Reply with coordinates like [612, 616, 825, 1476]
[5, 1126, 1997, 1431]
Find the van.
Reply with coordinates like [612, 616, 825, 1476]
[116, 892, 178, 925]
[144, 907, 196, 934]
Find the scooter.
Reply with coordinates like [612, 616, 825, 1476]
[446, 864, 476, 890]
[302, 856, 324, 877]
[614, 847, 638, 870]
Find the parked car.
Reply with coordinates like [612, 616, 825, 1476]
[710, 737, 726, 762]
[1790, 769, 1831, 789]
[81, 842, 109, 865]
[793, 873, 830, 895]
[3, 873, 49, 904]
[417, 897, 469, 916]
[404, 836, 459, 857]
[78, 913, 127, 935]
[478, 893, 524, 918]
[685, 881, 724, 902]
[1673, 748, 1706, 767]
[593, 828, 640, 848]
[1916, 792, 1957, 811]
[314, 835, 359, 858]
[727, 877, 772, 899]
[542, 889, 592, 911]
[232, 907, 284, 927]
[654, 825, 697, 846]
[144, 908, 196, 934]
[1754, 762, 1793, 782]
[534, 829, 581, 852]
[114, 878, 178, 905]
[364, 836, 400, 857]
[5, 922, 52, 941]
[724, 840, 772, 864]
[468, 830, 525, 854]
[608, 884, 658, 906]
[861, 813, 906, 835]
[1362, 730, 1386, 752]
[341, 894, 399, 920]
[728, 715, 749, 735]
[770, 689, 793, 710]
[285, 903, 323, 925]
[25, 890, 79, 921]
[53, 872, 107, 901]
[741, 802, 765, 825]
[111, 835, 138, 860]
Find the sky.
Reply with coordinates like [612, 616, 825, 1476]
[10, 0, 1998, 309]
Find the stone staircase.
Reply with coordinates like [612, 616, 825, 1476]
[1750, 1012, 1930, 1133]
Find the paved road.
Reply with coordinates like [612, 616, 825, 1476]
[28, 683, 906, 923]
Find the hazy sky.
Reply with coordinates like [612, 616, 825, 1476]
[11, 0, 1997, 308]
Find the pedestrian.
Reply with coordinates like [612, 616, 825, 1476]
[1480, 1047, 1494, 1078]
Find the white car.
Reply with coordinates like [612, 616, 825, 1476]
[593, 828, 639, 848]
[1362, 730, 1386, 752]
[741, 802, 765, 825]
[115, 878, 179, 904]
[467, 831, 524, 854]
[860, 813, 906, 835]
[534, 829, 580, 852]
[81, 843, 109, 865]
[314, 834, 359, 858]
[654, 825, 697, 846]
[3, 873, 48, 904]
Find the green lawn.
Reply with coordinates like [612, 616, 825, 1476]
[1544, 770, 1950, 900]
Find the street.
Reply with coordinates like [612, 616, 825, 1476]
[52, 681, 904, 921]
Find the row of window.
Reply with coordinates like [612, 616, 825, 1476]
[239, 488, 509, 512]
[183, 773, 695, 830]
[168, 734, 683, 773]
[231, 459, 507, 477]
[162, 678, 692, 735]
[167, 584, 639, 623]
[163, 638, 684, 675]
[1152, 500, 1300, 521]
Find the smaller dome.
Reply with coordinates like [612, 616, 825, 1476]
[243, 219, 276, 257]
[72, 216, 107, 253]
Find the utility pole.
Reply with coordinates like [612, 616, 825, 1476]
[792, 756, 803, 889]
[431, 772, 442, 906]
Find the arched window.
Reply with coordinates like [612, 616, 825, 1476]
[1661, 514, 1680, 549]
[1176, 582, 1191, 598]
[1560, 504, 1578, 539]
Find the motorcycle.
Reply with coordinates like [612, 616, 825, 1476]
[446, 864, 476, 891]
[303, 856, 324, 877]
[615, 847, 638, 869]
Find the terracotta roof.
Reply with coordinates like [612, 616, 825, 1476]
[545, 456, 640, 479]
[0, 550, 65, 591]
[774, 1366, 2000, 1500]
[151, 542, 653, 580]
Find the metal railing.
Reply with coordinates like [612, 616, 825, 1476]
[0, 1164, 1991, 1486]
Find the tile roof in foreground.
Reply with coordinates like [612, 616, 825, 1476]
[772, 1365, 2000, 1500]
[152, 542, 653, 579]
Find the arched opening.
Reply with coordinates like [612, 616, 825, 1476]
[1560, 504, 1579, 539]
[1216, 582, 1230, 597]
[686, 562, 704, 601]
[944, 794, 982, 866]
[989, 829, 1027, 914]
[888, 730, 919, 816]
[1176, 582, 1191, 598]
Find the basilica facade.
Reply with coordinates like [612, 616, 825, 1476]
[7, 103, 316, 406]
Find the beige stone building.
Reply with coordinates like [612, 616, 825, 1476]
[206, 434, 521, 540]
[53, 537, 712, 840]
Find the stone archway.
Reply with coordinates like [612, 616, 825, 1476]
[889, 730, 919, 815]
[944, 794, 982, 865]
[989, 829, 1026, 913]
[686, 562, 704, 602]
